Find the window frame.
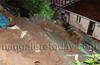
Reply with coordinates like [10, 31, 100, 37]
[75, 15, 81, 24]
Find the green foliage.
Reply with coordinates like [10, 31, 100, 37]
[72, 54, 100, 65]
[23, 0, 54, 18]
[72, 54, 83, 65]
[84, 54, 100, 58]
[72, 61, 83, 65]
[84, 54, 100, 65]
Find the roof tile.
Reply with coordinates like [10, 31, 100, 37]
[63, 0, 100, 22]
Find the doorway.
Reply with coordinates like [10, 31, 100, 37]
[87, 21, 95, 35]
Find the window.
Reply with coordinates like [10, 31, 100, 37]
[75, 16, 81, 23]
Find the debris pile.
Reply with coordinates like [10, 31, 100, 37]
[39, 22, 50, 28]
[0, 5, 88, 65]
[37, 21, 83, 46]
[33, 27, 40, 33]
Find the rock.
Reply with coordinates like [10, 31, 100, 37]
[20, 31, 27, 38]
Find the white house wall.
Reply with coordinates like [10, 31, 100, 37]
[92, 23, 100, 40]
[61, 10, 69, 23]
[69, 13, 90, 33]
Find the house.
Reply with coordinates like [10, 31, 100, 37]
[50, 0, 76, 22]
[50, 0, 70, 9]
[60, 0, 100, 41]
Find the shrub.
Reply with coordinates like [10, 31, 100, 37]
[23, 0, 54, 18]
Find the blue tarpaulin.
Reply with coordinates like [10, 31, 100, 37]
[0, 15, 9, 28]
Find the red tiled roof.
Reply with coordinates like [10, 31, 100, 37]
[63, 0, 100, 22]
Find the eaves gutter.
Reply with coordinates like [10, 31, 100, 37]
[62, 9, 100, 24]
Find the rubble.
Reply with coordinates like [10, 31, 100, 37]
[33, 27, 40, 33]
[9, 14, 15, 20]
[54, 19, 62, 25]
[0, 10, 91, 65]
[34, 20, 83, 46]
[20, 31, 28, 38]
[19, 22, 24, 27]
[39, 22, 50, 28]
[7, 25, 19, 29]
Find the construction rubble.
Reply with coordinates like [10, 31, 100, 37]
[0, 5, 96, 65]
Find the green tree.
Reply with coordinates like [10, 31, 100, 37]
[23, 0, 54, 18]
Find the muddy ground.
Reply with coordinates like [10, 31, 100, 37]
[0, 11, 94, 65]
